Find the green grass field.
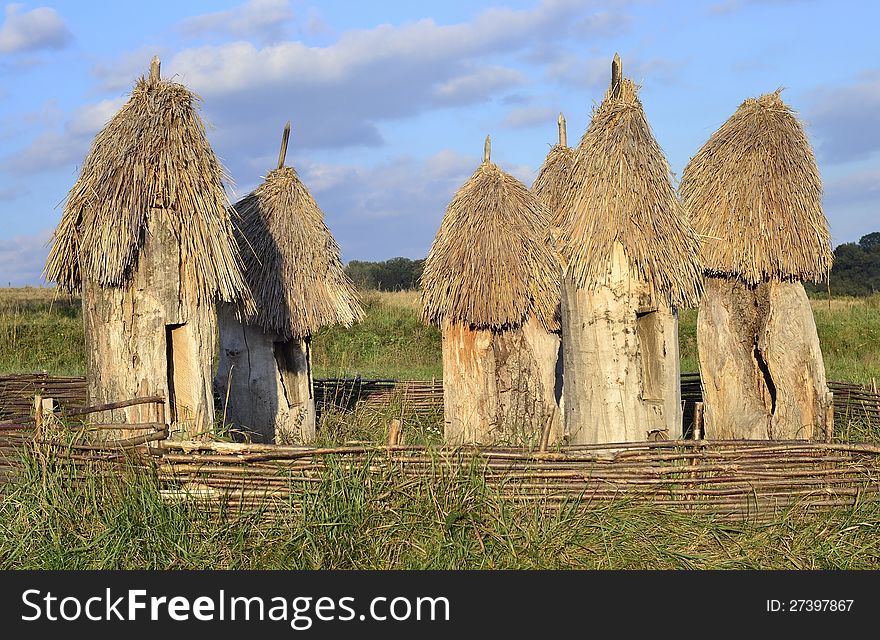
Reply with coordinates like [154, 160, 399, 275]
[1, 286, 878, 570]
[2, 287, 878, 383]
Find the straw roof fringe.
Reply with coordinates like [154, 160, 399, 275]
[45, 73, 251, 308]
[555, 78, 703, 308]
[532, 146, 574, 229]
[680, 90, 833, 284]
[233, 166, 364, 339]
[533, 113, 575, 228]
[421, 156, 560, 331]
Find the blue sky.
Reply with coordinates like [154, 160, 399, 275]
[0, 0, 877, 285]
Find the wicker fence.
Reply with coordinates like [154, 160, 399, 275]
[1, 403, 879, 523]
[1, 425, 878, 523]
[2, 372, 879, 430]
[1, 374, 879, 523]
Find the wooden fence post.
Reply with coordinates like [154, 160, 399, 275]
[388, 418, 402, 447]
[824, 391, 834, 443]
[693, 402, 704, 440]
[34, 394, 43, 440]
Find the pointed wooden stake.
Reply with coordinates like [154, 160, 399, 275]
[277, 121, 291, 169]
[558, 112, 567, 147]
[611, 52, 622, 98]
[484, 135, 491, 163]
[150, 56, 161, 82]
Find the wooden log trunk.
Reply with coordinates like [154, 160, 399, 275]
[698, 277, 830, 439]
[441, 318, 561, 445]
[215, 305, 316, 444]
[82, 209, 216, 439]
[561, 242, 683, 444]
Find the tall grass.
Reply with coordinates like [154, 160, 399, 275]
[310, 290, 441, 379]
[2, 447, 877, 570]
[677, 295, 880, 383]
[0, 289, 83, 375]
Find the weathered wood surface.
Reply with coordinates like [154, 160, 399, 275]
[698, 277, 831, 439]
[216, 304, 315, 444]
[82, 209, 215, 439]
[442, 318, 560, 445]
[561, 242, 682, 444]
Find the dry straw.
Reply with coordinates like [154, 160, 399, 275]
[45, 57, 250, 308]
[532, 112, 575, 228]
[232, 123, 364, 339]
[680, 90, 832, 284]
[556, 57, 703, 308]
[421, 136, 560, 331]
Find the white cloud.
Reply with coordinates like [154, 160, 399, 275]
[91, 45, 171, 93]
[0, 4, 71, 54]
[0, 228, 51, 286]
[824, 168, 880, 206]
[140, 0, 607, 157]
[807, 70, 880, 164]
[545, 52, 677, 90]
[286, 148, 540, 261]
[2, 97, 124, 175]
[0, 184, 28, 201]
[502, 105, 557, 129]
[65, 98, 126, 137]
[178, 0, 294, 44]
[708, 0, 815, 14]
[431, 66, 525, 104]
[291, 150, 477, 260]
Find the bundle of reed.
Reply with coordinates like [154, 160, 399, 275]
[680, 90, 832, 284]
[420, 136, 559, 332]
[44, 57, 251, 310]
[229, 123, 363, 339]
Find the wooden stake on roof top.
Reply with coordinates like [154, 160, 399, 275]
[611, 52, 622, 98]
[277, 121, 291, 170]
[558, 112, 567, 147]
[149, 56, 161, 81]
[484, 135, 491, 163]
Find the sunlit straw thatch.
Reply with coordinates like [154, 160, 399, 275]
[680, 90, 832, 284]
[532, 112, 574, 228]
[556, 76, 703, 308]
[232, 142, 364, 339]
[421, 137, 560, 331]
[44, 61, 250, 308]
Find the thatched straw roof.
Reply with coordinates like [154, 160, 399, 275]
[556, 64, 703, 308]
[421, 137, 560, 331]
[232, 128, 364, 339]
[532, 112, 574, 228]
[680, 90, 832, 284]
[45, 58, 250, 308]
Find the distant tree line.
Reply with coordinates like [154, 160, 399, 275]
[345, 257, 425, 291]
[806, 232, 880, 297]
[345, 232, 880, 295]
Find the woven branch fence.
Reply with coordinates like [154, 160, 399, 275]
[1, 375, 879, 522]
[3, 373, 878, 427]
[1, 403, 879, 523]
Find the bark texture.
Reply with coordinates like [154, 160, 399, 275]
[215, 304, 316, 444]
[442, 318, 561, 445]
[561, 242, 683, 444]
[82, 210, 216, 439]
[698, 277, 830, 439]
